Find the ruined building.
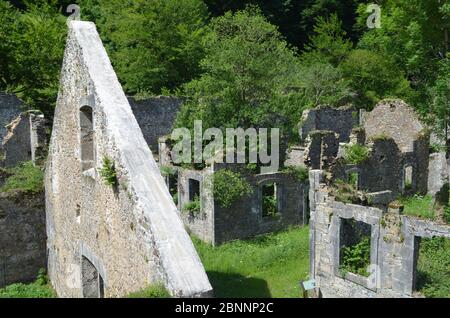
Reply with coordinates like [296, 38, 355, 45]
[44, 21, 212, 297]
[0, 94, 49, 288]
[300, 100, 450, 298]
[157, 148, 310, 245]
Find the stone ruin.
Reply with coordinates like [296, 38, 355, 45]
[0, 95, 49, 287]
[44, 21, 212, 297]
[0, 19, 448, 299]
[298, 100, 450, 298]
[157, 149, 310, 245]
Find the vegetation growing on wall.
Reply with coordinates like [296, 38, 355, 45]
[99, 156, 118, 187]
[343, 143, 369, 165]
[182, 195, 201, 216]
[0, 161, 44, 194]
[283, 166, 309, 182]
[330, 179, 361, 204]
[212, 169, 253, 209]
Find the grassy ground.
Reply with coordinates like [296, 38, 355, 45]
[399, 194, 436, 219]
[0, 270, 56, 298]
[127, 284, 171, 298]
[192, 226, 310, 298]
[0, 161, 44, 194]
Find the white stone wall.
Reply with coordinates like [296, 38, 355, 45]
[45, 21, 212, 298]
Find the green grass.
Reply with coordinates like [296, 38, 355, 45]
[127, 284, 171, 298]
[192, 226, 310, 298]
[416, 237, 450, 298]
[0, 269, 56, 298]
[0, 161, 44, 194]
[399, 194, 435, 220]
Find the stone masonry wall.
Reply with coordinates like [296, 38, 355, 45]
[45, 21, 211, 298]
[2, 111, 48, 168]
[0, 191, 46, 288]
[300, 106, 358, 143]
[0, 92, 22, 145]
[309, 170, 450, 298]
[128, 96, 181, 155]
[178, 163, 309, 245]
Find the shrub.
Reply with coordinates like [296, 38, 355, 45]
[283, 166, 309, 182]
[0, 269, 56, 298]
[443, 205, 450, 224]
[212, 169, 253, 209]
[263, 192, 278, 217]
[160, 165, 177, 177]
[0, 161, 44, 194]
[340, 237, 371, 277]
[182, 195, 201, 215]
[127, 284, 171, 298]
[99, 156, 118, 187]
[416, 237, 450, 298]
[343, 144, 370, 165]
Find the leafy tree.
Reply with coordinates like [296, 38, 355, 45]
[2, 1, 66, 115]
[79, 0, 209, 95]
[339, 49, 412, 108]
[428, 56, 450, 151]
[175, 7, 305, 141]
[299, 62, 353, 107]
[299, 0, 370, 46]
[356, 0, 448, 90]
[0, 1, 18, 91]
[302, 13, 353, 66]
[211, 169, 253, 208]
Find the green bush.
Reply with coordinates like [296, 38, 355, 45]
[127, 284, 171, 298]
[340, 237, 371, 277]
[416, 237, 450, 298]
[0, 269, 56, 298]
[99, 156, 118, 187]
[283, 166, 309, 182]
[160, 165, 177, 177]
[444, 205, 450, 224]
[0, 161, 44, 194]
[212, 169, 253, 209]
[182, 195, 201, 215]
[263, 193, 278, 217]
[343, 144, 370, 165]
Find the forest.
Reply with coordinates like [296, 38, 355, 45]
[0, 0, 448, 145]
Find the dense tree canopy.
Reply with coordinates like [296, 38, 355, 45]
[175, 7, 305, 139]
[79, 0, 209, 95]
[0, 0, 447, 147]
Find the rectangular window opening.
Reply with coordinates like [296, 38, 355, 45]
[262, 183, 279, 218]
[339, 218, 372, 277]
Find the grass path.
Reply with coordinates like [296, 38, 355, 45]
[192, 226, 310, 298]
